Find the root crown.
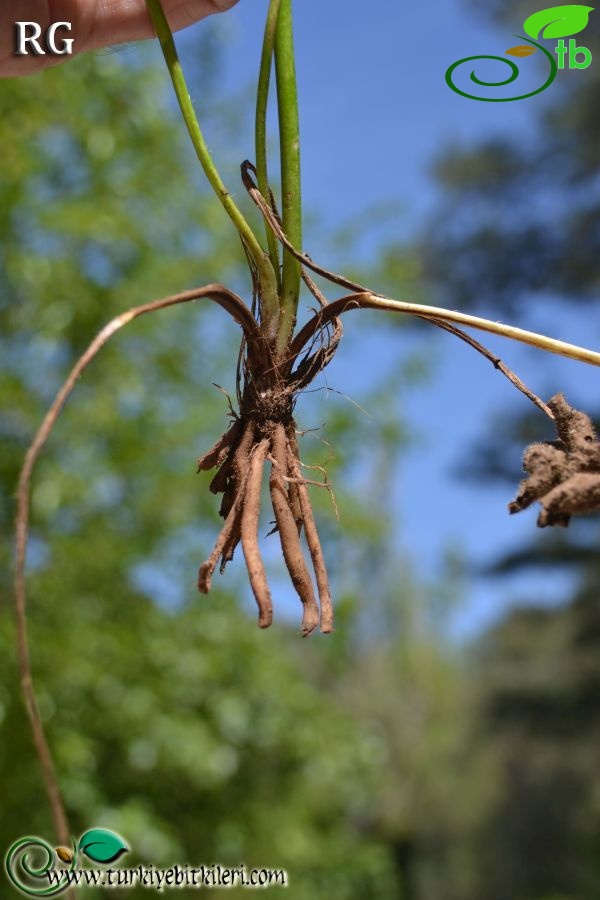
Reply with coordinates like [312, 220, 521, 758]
[197, 378, 335, 634]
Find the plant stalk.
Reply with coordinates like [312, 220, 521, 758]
[290, 291, 600, 368]
[273, 0, 302, 354]
[144, 0, 280, 338]
[255, 0, 283, 291]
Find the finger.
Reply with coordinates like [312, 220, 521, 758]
[1, 0, 239, 78]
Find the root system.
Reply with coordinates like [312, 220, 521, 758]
[196, 302, 336, 635]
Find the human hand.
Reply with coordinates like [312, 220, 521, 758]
[1, 0, 239, 77]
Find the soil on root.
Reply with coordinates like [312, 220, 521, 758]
[509, 393, 600, 527]
[196, 372, 334, 636]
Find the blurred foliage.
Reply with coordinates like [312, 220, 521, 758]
[0, 28, 480, 900]
[470, 580, 600, 900]
[423, 4, 600, 314]
[2, 8, 597, 900]
[423, 0, 600, 897]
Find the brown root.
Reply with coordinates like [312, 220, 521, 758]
[538, 473, 600, 527]
[287, 430, 334, 633]
[508, 442, 567, 517]
[241, 439, 273, 629]
[219, 514, 243, 573]
[269, 424, 320, 637]
[198, 490, 246, 593]
[287, 475, 303, 535]
[197, 418, 242, 472]
[509, 393, 600, 527]
[197, 404, 335, 635]
[216, 421, 254, 517]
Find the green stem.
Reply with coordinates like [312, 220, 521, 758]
[144, 0, 280, 338]
[274, 0, 302, 354]
[255, 0, 283, 292]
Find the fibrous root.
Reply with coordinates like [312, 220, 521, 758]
[197, 377, 334, 636]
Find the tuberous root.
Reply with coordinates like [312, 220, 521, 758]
[509, 393, 600, 528]
[197, 414, 334, 635]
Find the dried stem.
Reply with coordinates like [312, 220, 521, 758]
[242, 161, 600, 372]
[291, 291, 600, 371]
[14, 284, 256, 848]
[16, 671, 70, 849]
[416, 316, 554, 420]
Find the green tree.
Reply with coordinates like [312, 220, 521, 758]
[470, 586, 600, 900]
[0, 16, 498, 896]
[425, 4, 600, 314]
[0, 18, 507, 900]
[423, 2, 600, 897]
[0, 39, 406, 898]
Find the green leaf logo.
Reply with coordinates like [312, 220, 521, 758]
[523, 5, 594, 40]
[78, 829, 128, 864]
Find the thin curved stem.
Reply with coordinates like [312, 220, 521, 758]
[291, 292, 600, 369]
[14, 284, 257, 848]
[273, 0, 302, 354]
[144, 0, 280, 338]
[417, 316, 554, 420]
[243, 159, 600, 387]
[255, 0, 283, 290]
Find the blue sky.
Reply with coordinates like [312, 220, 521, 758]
[170, 0, 600, 638]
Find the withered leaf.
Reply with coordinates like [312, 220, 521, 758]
[505, 45, 538, 56]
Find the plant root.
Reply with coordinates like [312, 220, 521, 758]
[241, 439, 273, 628]
[198, 167, 590, 636]
[509, 393, 600, 527]
[269, 423, 320, 635]
[197, 401, 335, 635]
[197, 418, 242, 472]
[287, 429, 334, 633]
